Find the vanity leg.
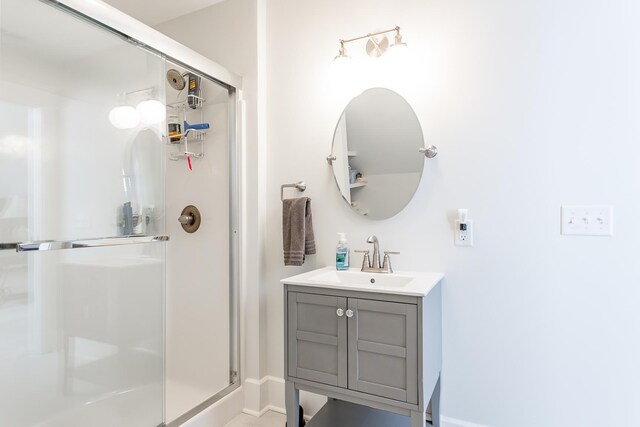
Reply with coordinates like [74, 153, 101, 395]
[285, 381, 300, 427]
[430, 374, 441, 427]
[411, 410, 426, 427]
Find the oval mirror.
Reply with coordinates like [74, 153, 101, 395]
[330, 88, 425, 219]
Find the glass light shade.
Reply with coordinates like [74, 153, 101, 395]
[330, 54, 354, 81]
[109, 105, 140, 129]
[136, 99, 166, 125]
[386, 42, 409, 63]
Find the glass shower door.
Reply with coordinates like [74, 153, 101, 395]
[0, 0, 167, 425]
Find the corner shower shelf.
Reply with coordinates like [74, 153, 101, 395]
[350, 182, 367, 189]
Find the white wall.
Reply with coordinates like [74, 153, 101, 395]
[265, 0, 640, 426]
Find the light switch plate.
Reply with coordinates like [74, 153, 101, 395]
[561, 205, 613, 236]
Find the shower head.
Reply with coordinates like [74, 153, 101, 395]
[166, 69, 186, 91]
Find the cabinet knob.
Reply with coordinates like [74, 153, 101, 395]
[346, 309, 354, 318]
[336, 308, 344, 317]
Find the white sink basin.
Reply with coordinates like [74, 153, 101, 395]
[306, 269, 414, 287]
[281, 267, 444, 297]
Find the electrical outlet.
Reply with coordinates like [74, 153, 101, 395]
[561, 205, 613, 236]
[455, 219, 473, 246]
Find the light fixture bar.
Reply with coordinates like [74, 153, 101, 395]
[333, 25, 406, 61]
[339, 26, 400, 45]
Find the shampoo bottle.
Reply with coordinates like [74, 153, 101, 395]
[336, 233, 350, 271]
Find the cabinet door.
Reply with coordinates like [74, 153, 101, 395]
[347, 298, 418, 403]
[288, 292, 348, 388]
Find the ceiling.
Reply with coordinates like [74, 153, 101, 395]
[101, 0, 228, 26]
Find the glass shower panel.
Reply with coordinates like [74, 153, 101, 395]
[0, 0, 166, 426]
[164, 62, 233, 423]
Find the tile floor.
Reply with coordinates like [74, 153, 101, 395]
[224, 411, 286, 427]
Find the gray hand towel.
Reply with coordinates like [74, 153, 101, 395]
[282, 197, 316, 266]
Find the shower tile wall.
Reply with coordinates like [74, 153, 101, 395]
[164, 65, 232, 423]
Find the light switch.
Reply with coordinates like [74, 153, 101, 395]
[561, 205, 613, 236]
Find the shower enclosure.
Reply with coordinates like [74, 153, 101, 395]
[0, 0, 240, 426]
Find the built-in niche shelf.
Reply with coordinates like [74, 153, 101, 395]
[347, 151, 358, 157]
[350, 182, 367, 189]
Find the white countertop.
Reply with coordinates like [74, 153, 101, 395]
[281, 266, 444, 297]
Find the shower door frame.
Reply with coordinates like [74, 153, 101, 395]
[42, 0, 244, 425]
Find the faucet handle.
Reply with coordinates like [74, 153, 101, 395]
[382, 251, 400, 273]
[354, 250, 371, 270]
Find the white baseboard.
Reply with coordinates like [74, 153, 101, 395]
[262, 376, 326, 418]
[243, 376, 325, 420]
[242, 377, 270, 416]
[246, 376, 489, 427]
[180, 386, 244, 427]
[441, 416, 490, 427]
[266, 376, 285, 412]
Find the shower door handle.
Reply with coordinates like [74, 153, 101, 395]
[2, 235, 169, 253]
[0, 243, 20, 251]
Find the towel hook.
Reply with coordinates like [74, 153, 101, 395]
[281, 181, 306, 201]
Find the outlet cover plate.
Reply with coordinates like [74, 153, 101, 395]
[454, 220, 473, 246]
[561, 205, 613, 236]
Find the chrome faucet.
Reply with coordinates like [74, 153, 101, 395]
[355, 235, 400, 273]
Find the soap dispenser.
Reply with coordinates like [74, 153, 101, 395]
[336, 233, 350, 271]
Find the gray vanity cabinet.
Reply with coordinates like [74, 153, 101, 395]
[287, 292, 418, 403]
[284, 280, 442, 427]
[347, 298, 418, 404]
[287, 292, 348, 388]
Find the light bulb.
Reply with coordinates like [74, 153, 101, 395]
[387, 41, 409, 62]
[330, 54, 353, 79]
[330, 54, 359, 100]
[386, 29, 410, 64]
[136, 99, 166, 125]
[109, 106, 140, 129]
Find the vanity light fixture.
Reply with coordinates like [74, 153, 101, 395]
[390, 27, 407, 51]
[334, 40, 351, 61]
[333, 26, 407, 61]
